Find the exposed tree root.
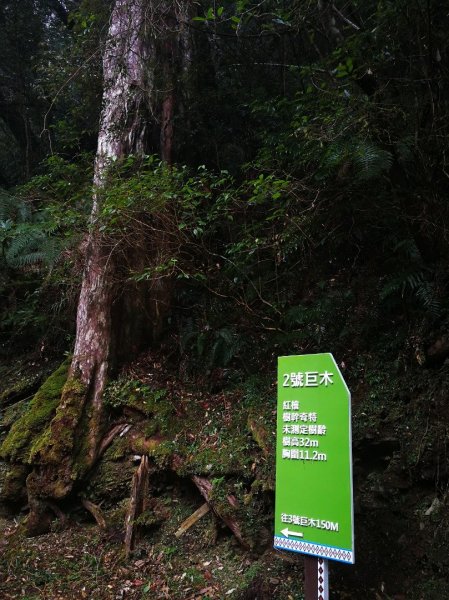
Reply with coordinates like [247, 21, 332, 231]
[97, 423, 131, 458]
[192, 475, 249, 549]
[81, 498, 107, 530]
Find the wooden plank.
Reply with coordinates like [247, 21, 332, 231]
[175, 502, 210, 538]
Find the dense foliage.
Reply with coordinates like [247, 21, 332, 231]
[2, 0, 448, 366]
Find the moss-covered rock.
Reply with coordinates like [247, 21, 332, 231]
[0, 360, 69, 463]
[0, 462, 29, 508]
[247, 413, 271, 457]
[1, 398, 31, 431]
[0, 368, 43, 406]
[86, 457, 136, 507]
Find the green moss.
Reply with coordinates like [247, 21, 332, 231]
[105, 435, 129, 461]
[247, 413, 271, 456]
[29, 373, 87, 466]
[173, 409, 256, 478]
[104, 378, 168, 414]
[150, 440, 174, 468]
[104, 499, 128, 527]
[86, 459, 135, 507]
[135, 502, 169, 528]
[0, 360, 70, 463]
[1, 398, 30, 431]
[143, 420, 158, 438]
[0, 463, 29, 504]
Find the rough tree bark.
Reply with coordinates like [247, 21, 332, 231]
[25, 0, 194, 534]
[71, 0, 152, 464]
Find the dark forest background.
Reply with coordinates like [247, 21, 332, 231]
[1, 1, 449, 598]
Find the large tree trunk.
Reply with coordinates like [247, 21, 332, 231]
[72, 0, 151, 465]
[25, 0, 194, 534]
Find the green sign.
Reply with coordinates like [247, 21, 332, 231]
[274, 353, 354, 564]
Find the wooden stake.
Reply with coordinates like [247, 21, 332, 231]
[304, 556, 329, 600]
[124, 455, 149, 557]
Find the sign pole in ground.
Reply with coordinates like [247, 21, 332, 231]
[273, 353, 354, 599]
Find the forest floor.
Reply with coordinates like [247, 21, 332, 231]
[0, 352, 307, 600]
[1, 349, 448, 600]
[0, 513, 306, 600]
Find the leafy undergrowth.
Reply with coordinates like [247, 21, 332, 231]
[0, 514, 305, 600]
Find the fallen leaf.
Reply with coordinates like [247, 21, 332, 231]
[134, 560, 146, 568]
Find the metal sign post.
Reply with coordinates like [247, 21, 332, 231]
[273, 353, 354, 599]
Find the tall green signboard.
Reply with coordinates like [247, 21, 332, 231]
[274, 353, 354, 564]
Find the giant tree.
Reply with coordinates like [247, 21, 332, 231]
[25, 0, 194, 534]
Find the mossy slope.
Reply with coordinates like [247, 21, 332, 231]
[0, 360, 69, 463]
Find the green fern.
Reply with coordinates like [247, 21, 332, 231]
[391, 238, 421, 262]
[0, 190, 63, 270]
[180, 321, 241, 369]
[380, 234, 441, 317]
[323, 139, 393, 182]
[210, 327, 240, 367]
[353, 141, 393, 181]
[415, 282, 441, 318]
[380, 269, 440, 317]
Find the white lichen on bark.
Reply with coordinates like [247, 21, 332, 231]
[73, 0, 151, 458]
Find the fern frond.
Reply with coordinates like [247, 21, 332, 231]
[405, 271, 426, 291]
[353, 141, 393, 182]
[5, 222, 63, 269]
[8, 251, 47, 268]
[322, 139, 392, 182]
[6, 228, 45, 259]
[416, 283, 441, 318]
[392, 238, 421, 262]
[381, 270, 440, 317]
[323, 141, 350, 170]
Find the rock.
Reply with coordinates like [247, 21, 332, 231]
[0, 462, 29, 514]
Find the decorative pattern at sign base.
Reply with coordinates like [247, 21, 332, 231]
[273, 536, 354, 564]
[317, 557, 328, 600]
